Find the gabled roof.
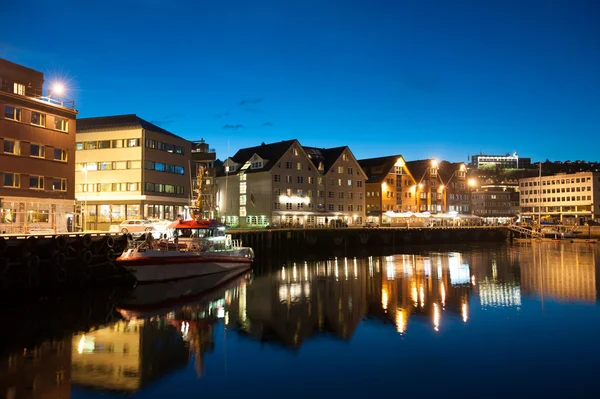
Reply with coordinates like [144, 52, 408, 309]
[303, 146, 347, 172]
[438, 161, 465, 183]
[404, 159, 434, 184]
[405, 159, 464, 184]
[77, 114, 184, 140]
[358, 155, 403, 183]
[216, 139, 297, 177]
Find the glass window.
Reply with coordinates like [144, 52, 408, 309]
[29, 175, 44, 189]
[112, 139, 124, 148]
[127, 139, 139, 147]
[76, 143, 84, 151]
[4, 105, 21, 121]
[31, 111, 46, 127]
[53, 148, 68, 161]
[52, 178, 67, 191]
[30, 143, 45, 158]
[3, 173, 20, 187]
[54, 117, 68, 132]
[13, 82, 25, 95]
[98, 140, 111, 149]
[3, 139, 20, 155]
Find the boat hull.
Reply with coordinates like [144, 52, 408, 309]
[118, 268, 251, 316]
[117, 248, 253, 283]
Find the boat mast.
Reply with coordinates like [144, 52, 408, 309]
[538, 161, 542, 225]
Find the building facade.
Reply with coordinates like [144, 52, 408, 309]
[519, 172, 600, 225]
[190, 139, 217, 219]
[75, 115, 191, 231]
[0, 58, 78, 234]
[470, 152, 531, 169]
[215, 140, 366, 228]
[471, 184, 520, 221]
[359, 157, 469, 224]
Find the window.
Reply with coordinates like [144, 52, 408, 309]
[251, 161, 263, 169]
[3, 172, 19, 187]
[4, 105, 21, 121]
[274, 202, 281, 210]
[328, 204, 334, 211]
[13, 82, 25, 95]
[30, 143, 45, 158]
[297, 162, 302, 170]
[3, 139, 20, 155]
[29, 175, 44, 189]
[286, 175, 292, 183]
[339, 192, 344, 199]
[286, 161, 293, 169]
[54, 117, 68, 132]
[349, 192, 354, 199]
[348, 167, 353, 175]
[52, 178, 67, 191]
[338, 204, 344, 211]
[286, 203, 293, 210]
[31, 111, 46, 127]
[357, 180, 362, 188]
[297, 176, 303, 184]
[348, 204, 353, 211]
[342, 154, 348, 161]
[357, 204, 363, 211]
[347, 179, 353, 187]
[318, 162, 324, 171]
[275, 188, 281, 196]
[113, 139, 124, 148]
[359, 192, 363, 200]
[273, 174, 281, 182]
[337, 166, 344, 174]
[338, 179, 342, 186]
[293, 148, 299, 156]
[328, 191, 334, 198]
[127, 138, 139, 147]
[308, 177, 314, 184]
[286, 188, 292, 196]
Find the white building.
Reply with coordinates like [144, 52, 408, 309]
[216, 139, 367, 228]
[519, 172, 600, 224]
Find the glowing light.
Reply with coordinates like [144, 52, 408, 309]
[419, 284, 425, 308]
[419, 183, 424, 189]
[382, 288, 389, 311]
[77, 335, 85, 354]
[462, 302, 468, 323]
[468, 178, 477, 187]
[395, 158, 405, 167]
[433, 303, 440, 331]
[281, 267, 286, 280]
[471, 275, 476, 286]
[431, 159, 439, 168]
[293, 264, 297, 281]
[441, 282, 446, 307]
[439, 184, 445, 190]
[411, 282, 418, 306]
[396, 310, 406, 333]
[51, 82, 65, 96]
[278, 195, 310, 204]
[217, 307, 225, 318]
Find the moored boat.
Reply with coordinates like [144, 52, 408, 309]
[117, 219, 254, 283]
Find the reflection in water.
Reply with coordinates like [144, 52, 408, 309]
[520, 242, 597, 302]
[1, 242, 599, 397]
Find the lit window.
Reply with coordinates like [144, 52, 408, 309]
[4, 105, 21, 121]
[293, 148, 298, 156]
[297, 162, 302, 170]
[54, 117, 68, 132]
[3, 173, 20, 187]
[13, 82, 25, 95]
[337, 166, 344, 174]
[127, 138, 139, 147]
[30, 143, 45, 158]
[3, 139, 20, 155]
[342, 154, 348, 161]
[31, 111, 46, 127]
[29, 175, 44, 189]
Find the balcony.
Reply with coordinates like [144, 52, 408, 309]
[0, 77, 75, 110]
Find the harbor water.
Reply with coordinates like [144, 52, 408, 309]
[2, 241, 600, 398]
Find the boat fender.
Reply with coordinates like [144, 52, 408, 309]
[82, 234, 93, 248]
[105, 236, 115, 249]
[81, 250, 93, 265]
[55, 235, 68, 250]
[25, 255, 40, 269]
[53, 252, 66, 267]
[106, 249, 116, 262]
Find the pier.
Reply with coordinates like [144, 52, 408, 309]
[229, 226, 510, 258]
[0, 232, 131, 296]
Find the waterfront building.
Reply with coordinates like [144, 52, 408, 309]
[470, 183, 520, 221]
[358, 157, 469, 224]
[215, 139, 366, 228]
[519, 171, 600, 224]
[0, 58, 78, 233]
[75, 115, 191, 231]
[469, 152, 531, 169]
[190, 139, 217, 219]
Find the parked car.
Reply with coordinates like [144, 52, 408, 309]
[119, 220, 155, 233]
[364, 221, 380, 228]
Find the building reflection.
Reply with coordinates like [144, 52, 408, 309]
[469, 249, 522, 308]
[0, 339, 71, 399]
[519, 242, 598, 302]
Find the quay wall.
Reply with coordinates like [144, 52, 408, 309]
[229, 226, 509, 258]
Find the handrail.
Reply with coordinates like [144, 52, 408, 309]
[507, 224, 544, 238]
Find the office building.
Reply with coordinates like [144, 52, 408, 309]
[0, 58, 78, 233]
[470, 152, 531, 169]
[519, 172, 600, 224]
[215, 139, 366, 228]
[471, 183, 520, 221]
[75, 115, 191, 231]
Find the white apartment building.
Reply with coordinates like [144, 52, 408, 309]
[216, 140, 366, 228]
[76, 115, 191, 231]
[519, 172, 600, 224]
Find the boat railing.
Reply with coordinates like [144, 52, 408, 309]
[231, 239, 243, 248]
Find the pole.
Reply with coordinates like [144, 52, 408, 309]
[538, 161, 541, 225]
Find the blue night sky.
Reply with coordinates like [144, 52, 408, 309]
[1, 0, 599, 163]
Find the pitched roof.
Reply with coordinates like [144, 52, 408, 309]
[302, 146, 347, 172]
[77, 114, 184, 140]
[216, 139, 297, 176]
[358, 155, 403, 183]
[405, 159, 465, 184]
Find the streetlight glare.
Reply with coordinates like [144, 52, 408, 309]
[52, 82, 65, 96]
[468, 178, 477, 187]
[431, 159, 439, 167]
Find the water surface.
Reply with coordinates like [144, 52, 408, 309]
[2, 242, 599, 398]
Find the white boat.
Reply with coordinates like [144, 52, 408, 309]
[540, 225, 582, 239]
[117, 219, 254, 283]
